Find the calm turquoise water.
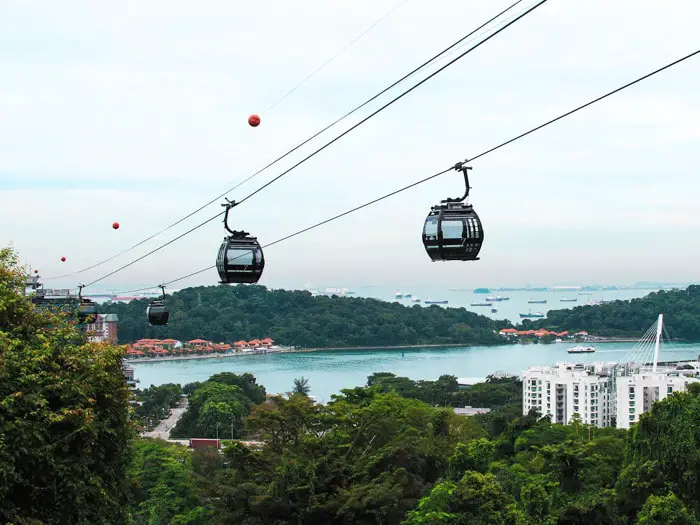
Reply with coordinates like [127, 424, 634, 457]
[131, 341, 699, 403]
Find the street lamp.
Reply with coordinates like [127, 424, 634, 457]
[216, 422, 220, 441]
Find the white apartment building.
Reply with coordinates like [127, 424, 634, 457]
[615, 372, 700, 429]
[523, 362, 618, 427]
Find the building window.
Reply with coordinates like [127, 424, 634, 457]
[667, 386, 673, 393]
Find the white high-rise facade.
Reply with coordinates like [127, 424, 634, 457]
[523, 362, 699, 428]
[522, 362, 617, 427]
[615, 372, 699, 429]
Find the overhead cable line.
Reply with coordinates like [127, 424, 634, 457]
[43, 0, 409, 282]
[80, 0, 548, 289]
[45, 0, 529, 281]
[108, 47, 700, 295]
[218, 0, 547, 207]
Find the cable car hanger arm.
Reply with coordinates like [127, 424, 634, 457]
[442, 162, 472, 203]
[221, 198, 249, 238]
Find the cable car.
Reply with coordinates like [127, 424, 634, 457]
[216, 199, 265, 284]
[147, 285, 170, 326]
[422, 162, 484, 262]
[77, 285, 98, 324]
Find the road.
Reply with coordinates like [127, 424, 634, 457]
[142, 397, 188, 440]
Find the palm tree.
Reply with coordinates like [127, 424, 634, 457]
[292, 376, 310, 396]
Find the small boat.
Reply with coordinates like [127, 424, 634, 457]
[470, 302, 492, 307]
[519, 311, 545, 319]
[425, 299, 448, 305]
[491, 307, 498, 313]
[411, 297, 421, 303]
[528, 299, 547, 304]
[404, 293, 413, 299]
[567, 345, 596, 354]
[560, 297, 578, 303]
[486, 295, 510, 302]
[395, 290, 404, 299]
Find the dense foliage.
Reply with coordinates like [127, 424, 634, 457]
[169, 372, 266, 439]
[0, 248, 134, 524]
[130, 373, 700, 524]
[105, 285, 510, 347]
[3, 247, 699, 523]
[522, 285, 700, 340]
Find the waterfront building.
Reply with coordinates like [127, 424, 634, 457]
[615, 371, 699, 429]
[86, 313, 118, 344]
[522, 362, 618, 427]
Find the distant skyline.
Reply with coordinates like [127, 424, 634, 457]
[2, 0, 700, 293]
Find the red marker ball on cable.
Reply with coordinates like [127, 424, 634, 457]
[248, 114, 261, 127]
[112, 222, 120, 230]
[60, 256, 66, 262]
[34, 269, 39, 274]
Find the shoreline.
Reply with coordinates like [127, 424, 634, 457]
[124, 343, 464, 364]
[123, 338, 662, 365]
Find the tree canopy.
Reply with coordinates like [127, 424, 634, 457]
[104, 285, 511, 347]
[521, 285, 700, 340]
[128, 372, 700, 524]
[0, 248, 134, 525]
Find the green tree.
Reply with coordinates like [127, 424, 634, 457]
[127, 439, 212, 525]
[636, 493, 698, 525]
[0, 248, 134, 524]
[293, 376, 311, 396]
[170, 375, 263, 439]
[627, 391, 700, 514]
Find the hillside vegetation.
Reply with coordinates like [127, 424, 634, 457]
[105, 285, 510, 347]
[2, 247, 699, 524]
[131, 373, 700, 525]
[521, 285, 700, 340]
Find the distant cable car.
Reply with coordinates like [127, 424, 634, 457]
[248, 114, 261, 127]
[77, 285, 98, 324]
[147, 285, 170, 326]
[216, 199, 265, 284]
[422, 162, 484, 262]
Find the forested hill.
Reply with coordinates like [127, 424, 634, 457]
[521, 285, 700, 340]
[105, 285, 510, 347]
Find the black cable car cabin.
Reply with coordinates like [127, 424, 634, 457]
[147, 285, 170, 326]
[216, 235, 265, 284]
[77, 285, 98, 324]
[216, 200, 265, 284]
[422, 163, 484, 262]
[147, 301, 169, 326]
[78, 300, 98, 324]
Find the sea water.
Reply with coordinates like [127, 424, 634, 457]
[131, 341, 699, 403]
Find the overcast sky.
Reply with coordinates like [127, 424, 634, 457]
[2, 0, 699, 292]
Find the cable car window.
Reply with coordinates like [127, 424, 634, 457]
[441, 220, 464, 240]
[227, 248, 254, 265]
[424, 216, 438, 239]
